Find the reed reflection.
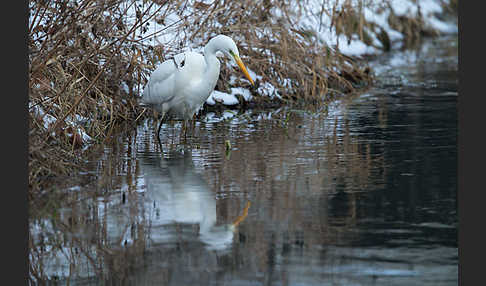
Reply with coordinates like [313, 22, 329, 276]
[28, 147, 251, 284]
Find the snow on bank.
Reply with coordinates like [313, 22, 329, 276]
[206, 67, 282, 106]
[296, 0, 457, 57]
[31, 104, 93, 147]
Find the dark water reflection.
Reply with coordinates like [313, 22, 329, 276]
[29, 36, 457, 285]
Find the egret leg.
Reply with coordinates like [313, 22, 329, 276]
[156, 115, 166, 152]
[156, 120, 163, 151]
[156, 118, 163, 137]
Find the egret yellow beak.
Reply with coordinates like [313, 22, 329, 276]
[232, 201, 251, 227]
[234, 55, 255, 86]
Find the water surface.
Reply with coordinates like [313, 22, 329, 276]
[29, 35, 457, 285]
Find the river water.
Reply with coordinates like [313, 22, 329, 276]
[29, 35, 458, 285]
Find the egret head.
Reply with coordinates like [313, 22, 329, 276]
[208, 35, 255, 86]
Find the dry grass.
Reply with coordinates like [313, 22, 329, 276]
[29, 0, 164, 191]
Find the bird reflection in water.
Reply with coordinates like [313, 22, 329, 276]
[140, 148, 250, 251]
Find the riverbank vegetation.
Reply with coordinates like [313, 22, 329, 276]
[28, 0, 457, 193]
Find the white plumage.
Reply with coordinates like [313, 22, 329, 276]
[140, 34, 254, 140]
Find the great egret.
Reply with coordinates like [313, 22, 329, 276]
[140, 34, 255, 142]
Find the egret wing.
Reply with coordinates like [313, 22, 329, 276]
[141, 53, 186, 105]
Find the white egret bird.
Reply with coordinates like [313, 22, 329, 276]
[140, 34, 255, 142]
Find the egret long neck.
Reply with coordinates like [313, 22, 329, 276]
[203, 44, 221, 91]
